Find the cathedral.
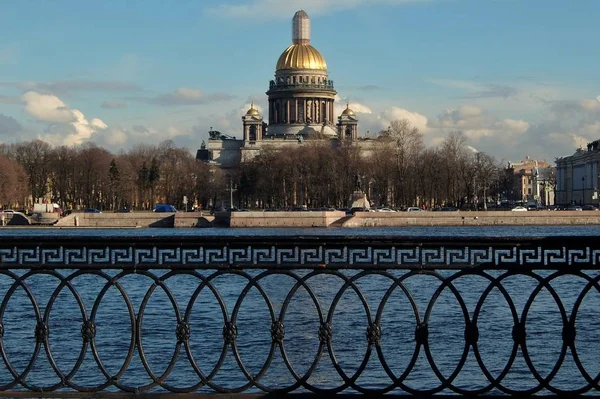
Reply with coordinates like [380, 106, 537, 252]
[197, 10, 360, 168]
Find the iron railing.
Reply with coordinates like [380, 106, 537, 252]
[0, 234, 599, 397]
[268, 80, 335, 92]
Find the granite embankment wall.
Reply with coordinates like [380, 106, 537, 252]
[228, 211, 347, 228]
[54, 212, 214, 228]
[44, 210, 600, 228]
[342, 211, 600, 227]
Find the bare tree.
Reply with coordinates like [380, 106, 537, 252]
[14, 140, 53, 204]
[0, 155, 28, 208]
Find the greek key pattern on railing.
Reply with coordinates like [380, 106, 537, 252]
[0, 245, 599, 267]
[0, 267, 598, 395]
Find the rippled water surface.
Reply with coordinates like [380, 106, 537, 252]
[0, 227, 599, 394]
[1, 225, 600, 237]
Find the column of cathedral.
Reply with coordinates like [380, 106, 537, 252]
[330, 101, 334, 124]
[269, 97, 339, 125]
[294, 99, 298, 122]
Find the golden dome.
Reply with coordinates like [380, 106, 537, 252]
[276, 44, 327, 71]
[246, 103, 260, 116]
[341, 104, 355, 116]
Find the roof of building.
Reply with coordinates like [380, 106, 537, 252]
[276, 44, 327, 71]
[246, 103, 260, 116]
[294, 10, 309, 18]
[341, 104, 355, 116]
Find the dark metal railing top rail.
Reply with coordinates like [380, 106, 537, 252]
[0, 235, 598, 270]
[0, 235, 599, 397]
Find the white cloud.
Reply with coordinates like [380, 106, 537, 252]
[380, 107, 429, 133]
[429, 77, 565, 116]
[208, 0, 431, 19]
[105, 128, 128, 146]
[335, 103, 430, 140]
[497, 118, 529, 134]
[435, 105, 486, 129]
[101, 99, 128, 109]
[16, 80, 142, 95]
[22, 91, 108, 146]
[128, 87, 235, 106]
[169, 87, 202, 100]
[430, 79, 519, 99]
[334, 94, 372, 115]
[333, 95, 430, 138]
[22, 91, 76, 123]
[92, 123, 196, 151]
[550, 97, 600, 120]
[431, 105, 529, 141]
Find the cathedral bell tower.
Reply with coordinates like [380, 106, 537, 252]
[242, 104, 263, 143]
[337, 104, 359, 140]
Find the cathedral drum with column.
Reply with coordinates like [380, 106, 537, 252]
[266, 10, 338, 138]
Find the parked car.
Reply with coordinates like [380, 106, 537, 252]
[84, 208, 102, 213]
[153, 204, 178, 213]
[582, 205, 599, 211]
[376, 207, 396, 212]
[406, 207, 424, 212]
[439, 207, 459, 212]
[115, 208, 132, 213]
[511, 206, 528, 212]
[566, 205, 583, 211]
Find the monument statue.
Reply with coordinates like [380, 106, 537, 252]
[349, 173, 370, 209]
[355, 174, 362, 191]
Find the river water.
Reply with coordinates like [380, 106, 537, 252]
[0, 226, 599, 395]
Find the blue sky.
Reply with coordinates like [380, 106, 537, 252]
[1, 0, 600, 161]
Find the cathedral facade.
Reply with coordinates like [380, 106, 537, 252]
[198, 10, 360, 169]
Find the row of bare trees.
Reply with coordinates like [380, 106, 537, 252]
[0, 119, 511, 211]
[236, 121, 509, 209]
[0, 140, 217, 211]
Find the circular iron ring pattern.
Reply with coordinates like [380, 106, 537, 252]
[0, 268, 596, 394]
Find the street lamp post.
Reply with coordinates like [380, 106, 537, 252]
[229, 179, 234, 210]
[540, 181, 546, 208]
[533, 169, 539, 207]
[582, 176, 586, 205]
[368, 178, 376, 207]
[225, 174, 234, 210]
